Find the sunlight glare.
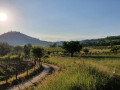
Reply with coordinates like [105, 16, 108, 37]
[0, 13, 7, 21]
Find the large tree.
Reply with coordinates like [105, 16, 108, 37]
[31, 47, 44, 59]
[62, 41, 82, 57]
[0, 43, 10, 56]
[30, 47, 44, 68]
[23, 44, 32, 58]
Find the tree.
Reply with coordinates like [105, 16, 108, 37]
[27, 43, 32, 49]
[23, 45, 30, 58]
[62, 41, 82, 57]
[0, 43, 10, 56]
[31, 47, 44, 58]
[110, 46, 119, 54]
[23, 44, 32, 58]
[50, 43, 57, 47]
[31, 47, 44, 67]
[110, 41, 114, 48]
[83, 48, 89, 55]
[14, 46, 23, 54]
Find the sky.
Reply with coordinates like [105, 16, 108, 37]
[0, 0, 120, 41]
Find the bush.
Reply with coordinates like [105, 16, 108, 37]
[83, 48, 89, 55]
[0, 55, 10, 60]
[10, 55, 20, 61]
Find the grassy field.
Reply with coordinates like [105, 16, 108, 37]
[0, 45, 120, 90]
[25, 56, 120, 90]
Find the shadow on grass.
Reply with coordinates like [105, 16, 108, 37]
[71, 76, 120, 90]
[104, 76, 120, 90]
[71, 86, 81, 90]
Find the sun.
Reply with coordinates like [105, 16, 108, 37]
[0, 13, 7, 21]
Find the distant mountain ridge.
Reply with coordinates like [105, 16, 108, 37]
[0, 31, 119, 46]
[81, 35, 120, 46]
[81, 35, 120, 42]
[0, 31, 53, 45]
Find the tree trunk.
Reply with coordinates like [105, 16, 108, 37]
[115, 50, 117, 54]
[71, 52, 74, 57]
[39, 58, 40, 68]
[16, 65, 17, 80]
[34, 59, 36, 71]
[26, 66, 28, 77]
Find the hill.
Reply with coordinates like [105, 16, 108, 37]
[0, 31, 53, 45]
[0, 31, 119, 46]
[81, 35, 120, 46]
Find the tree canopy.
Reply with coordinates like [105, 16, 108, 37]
[0, 43, 10, 56]
[110, 46, 120, 54]
[31, 47, 44, 58]
[62, 41, 82, 57]
[23, 44, 32, 58]
[83, 48, 89, 55]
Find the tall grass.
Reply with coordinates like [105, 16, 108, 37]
[25, 56, 120, 90]
[37, 64, 109, 90]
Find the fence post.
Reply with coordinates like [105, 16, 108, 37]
[39, 58, 40, 68]
[6, 65, 8, 84]
[27, 64, 29, 78]
[15, 65, 18, 80]
[34, 59, 36, 72]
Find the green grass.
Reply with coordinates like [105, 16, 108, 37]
[0, 76, 5, 79]
[25, 56, 120, 90]
[94, 60, 120, 75]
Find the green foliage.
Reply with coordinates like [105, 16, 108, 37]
[0, 55, 20, 61]
[0, 55, 10, 60]
[47, 51, 51, 55]
[10, 55, 20, 61]
[83, 48, 89, 55]
[0, 43, 10, 56]
[31, 47, 44, 58]
[20, 52, 25, 60]
[14, 46, 23, 54]
[62, 41, 82, 57]
[27, 43, 32, 49]
[50, 43, 57, 48]
[110, 46, 120, 54]
[45, 47, 64, 52]
[81, 36, 120, 47]
[23, 44, 32, 58]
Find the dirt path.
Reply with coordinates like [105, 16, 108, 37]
[7, 63, 59, 90]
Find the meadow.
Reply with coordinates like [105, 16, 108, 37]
[25, 53, 120, 90]
[0, 43, 120, 90]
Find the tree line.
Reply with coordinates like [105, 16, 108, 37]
[81, 39, 120, 46]
[0, 40, 120, 58]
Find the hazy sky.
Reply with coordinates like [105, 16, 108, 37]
[0, 0, 120, 41]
